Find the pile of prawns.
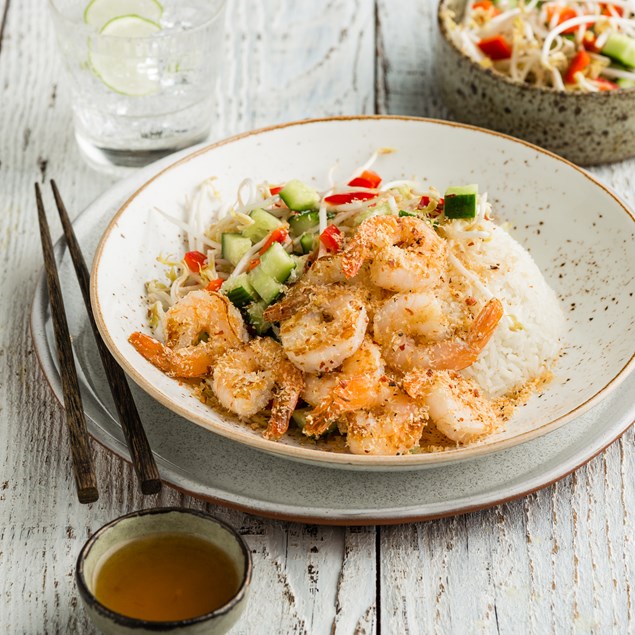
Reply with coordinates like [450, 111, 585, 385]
[129, 214, 504, 456]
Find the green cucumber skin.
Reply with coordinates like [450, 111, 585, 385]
[444, 195, 476, 219]
[221, 273, 257, 307]
[226, 286, 255, 307]
[279, 179, 320, 212]
[444, 184, 478, 219]
[299, 232, 317, 254]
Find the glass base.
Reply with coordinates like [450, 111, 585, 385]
[75, 129, 211, 175]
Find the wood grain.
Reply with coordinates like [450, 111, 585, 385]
[0, 0, 376, 633]
[375, 2, 635, 633]
[0, 0, 11, 58]
[0, 0, 633, 633]
[35, 182, 98, 503]
[50, 180, 161, 496]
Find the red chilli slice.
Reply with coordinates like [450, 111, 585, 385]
[184, 250, 207, 272]
[324, 191, 377, 205]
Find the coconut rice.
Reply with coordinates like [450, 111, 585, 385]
[445, 219, 566, 399]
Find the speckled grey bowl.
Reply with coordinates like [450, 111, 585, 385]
[437, 0, 635, 165]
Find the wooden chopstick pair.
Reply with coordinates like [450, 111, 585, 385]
[36, 181, 161, 503]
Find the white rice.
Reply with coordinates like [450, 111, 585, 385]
[445, 220, 565, 399]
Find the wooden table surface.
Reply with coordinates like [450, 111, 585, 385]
[1, 1, 633, 633]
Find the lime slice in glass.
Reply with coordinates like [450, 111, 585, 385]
[83, 0, 163, 30]
[89, 15, 162, 96]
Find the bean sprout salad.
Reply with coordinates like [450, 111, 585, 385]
[443, 0, 635, 91]
[146, 149, 492, 338]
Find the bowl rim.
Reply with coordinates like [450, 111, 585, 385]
[75, 507, 252, 630]
[90, 114, 635, 468]
[436, 0, 635, 97]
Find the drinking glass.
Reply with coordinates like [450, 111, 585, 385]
[49, 0, 226, 171]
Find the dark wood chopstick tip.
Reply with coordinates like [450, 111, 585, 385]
[78, 486, 99, 504]
[141, 479, 162, 495]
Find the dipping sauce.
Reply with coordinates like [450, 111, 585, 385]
[93, 533, 240, 621]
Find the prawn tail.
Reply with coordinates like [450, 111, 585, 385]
[467, 298, 504, 354]
[264, 293, 306, 323]
[402, 369, 435, 400]
[303, 402, 339, 438]
[264, 375, 303, 440]
[419, 298, 505, 371]
[129, 331, 215, 378]
[340, 247, 365, 279]
[303, 376, 369, 437]
[128, 332, 173, 374]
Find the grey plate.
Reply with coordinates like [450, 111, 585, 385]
[30, 156, 635, 525]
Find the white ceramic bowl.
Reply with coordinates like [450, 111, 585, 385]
[91, 116, 635, 470]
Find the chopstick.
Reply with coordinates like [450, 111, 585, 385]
[35, 183, 99, 504]
[50, 180, 162, 495]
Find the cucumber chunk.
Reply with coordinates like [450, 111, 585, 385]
[291, 408, 309, 430]
[246, 301, 272, 334]
[292, 408, 336, 434]
[353, 203, 391, 226]
[248, 267, 284, 304]
[617, 77, 635, 88]
[299, 232, 317, 254]
[444, 184, 478, 219]
[289, 210, 320, 236]
[602, 34, 635, 68]
[221, 233, 252, 266]
[279, 180, 320, 212]
[221, 273, 257, 307]
[288, 255, 309, 281]
[259, 242, 296, 283]
[242, 208, 283, 243]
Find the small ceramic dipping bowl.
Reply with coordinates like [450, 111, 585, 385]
[437, 0, 635, 165]
[76, 508, 252, 635]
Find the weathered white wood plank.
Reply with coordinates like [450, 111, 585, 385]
[375, 0, 449, 119]
[0, 0, 376, 633]
[2, 0, 634, 633]
[377, 1, 634, 633]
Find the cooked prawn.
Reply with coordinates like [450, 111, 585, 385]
[265, 254, 386, 323]
[341, 216, 447, 292]
[373, 292, 453, 345]
[403, 369, 498, 443]
[302, 338, 392, 437]
[129, 290, 248, 378]
[163, 290, 247, 350]
[211, 338, 304, 440]
[278, 284, 368, 373]
[376, 297, 504, 372]
[264, 256, 347, 323]
[343, 388, 427, 455]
